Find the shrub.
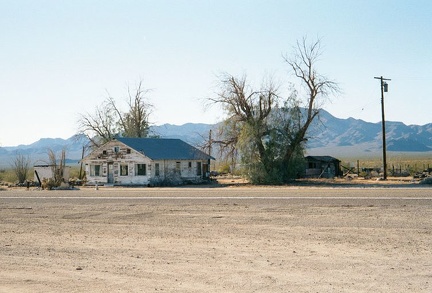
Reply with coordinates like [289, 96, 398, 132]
[419, 177, 432, 185]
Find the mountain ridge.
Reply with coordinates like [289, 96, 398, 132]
[1, 110, 432, 168]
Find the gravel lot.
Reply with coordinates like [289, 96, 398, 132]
[1, 186, 431, 292]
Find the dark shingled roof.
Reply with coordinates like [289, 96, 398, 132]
[116, 137, 214, 161]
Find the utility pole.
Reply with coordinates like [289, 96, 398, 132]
[208, 129, 212, 157]
[208, 129, 212, 171]
[374, 76, 391, 180]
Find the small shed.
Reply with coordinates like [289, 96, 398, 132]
[34, 165, 71, 183]
[304, 156, 341, 178]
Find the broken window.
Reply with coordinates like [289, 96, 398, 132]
[120, 164, 128, 176]
[196, 162, 202, 176]
[135, 164, 146, 176]
[155, 163, 160, 176]
[90, 164, 101, 176]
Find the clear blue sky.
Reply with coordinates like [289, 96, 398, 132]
[1, 0, 431, 146]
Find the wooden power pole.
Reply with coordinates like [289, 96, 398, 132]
[374, 76, 391, 180]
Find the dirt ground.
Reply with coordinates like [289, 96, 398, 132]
[1, 185, 432, 292]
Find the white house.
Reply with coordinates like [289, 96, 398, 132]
[81, 137, 214, 186]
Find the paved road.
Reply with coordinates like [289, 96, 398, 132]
[2, 186, 432, 207]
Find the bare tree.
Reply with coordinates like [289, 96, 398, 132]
[77, 99, 118, 147]
[281, 37, 339, 166]
[47, 148, 66, 186]
[109, 81, 152, 138]
[12, 153, 31, 184]
[77, 80, 153, 148]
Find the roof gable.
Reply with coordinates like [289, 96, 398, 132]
[116, 137, 213, 161]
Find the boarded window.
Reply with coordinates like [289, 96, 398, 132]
[135, 164, 146, 176]
[176, 162, 181, 174]
[120, 164, 128, 176]
[90, 165, 101, 176]
[196, 162, 202, 176]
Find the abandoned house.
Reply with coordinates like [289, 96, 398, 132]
[304, 155, 342, 178]
[81, 137, 214, 186]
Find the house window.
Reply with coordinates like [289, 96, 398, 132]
[120, 164, 129, 176]
[188, 162, 192, 168]
[114, 146, 120, 153]
[127, 148, 131, 154]
[196, 162, 202, 176]
[135, 164, 146, 176]
[90, 164, 101, 176]
[155, 163, 160, 176]
[102, 150, 107, 155]
[176, 162, 181, 174]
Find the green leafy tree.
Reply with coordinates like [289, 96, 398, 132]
[210, 38, 339, 184]
[209, 74, 279, 183]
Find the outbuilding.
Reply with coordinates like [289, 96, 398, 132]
[304, 155, 341, 178]
[34, 164, 71, 183]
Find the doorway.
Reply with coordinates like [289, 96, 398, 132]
[107, 163, 114, 183]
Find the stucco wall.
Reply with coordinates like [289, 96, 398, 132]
[34, 166, 70, 182]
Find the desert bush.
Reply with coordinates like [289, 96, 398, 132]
[41, 178, 57, 190]
[419, 177, 432, 185]
[149, 170, 183, 187]
[12, 153, 31, 184]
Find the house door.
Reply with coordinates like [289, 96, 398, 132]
[107, 163, 114, 183]
[203, 163, 209, 178]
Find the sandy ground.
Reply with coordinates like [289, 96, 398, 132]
[1, 185, 432, 292]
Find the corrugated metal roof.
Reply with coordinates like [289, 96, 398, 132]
[116, 137, 214, 161]
[305, 155, 340, 162]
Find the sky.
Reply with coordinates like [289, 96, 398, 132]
[1, 0, 431, 146]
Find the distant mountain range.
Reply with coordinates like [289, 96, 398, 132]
[1, 110, 432, 168]
[306, 110, 432, 157]
[0, 124, 215, 168]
